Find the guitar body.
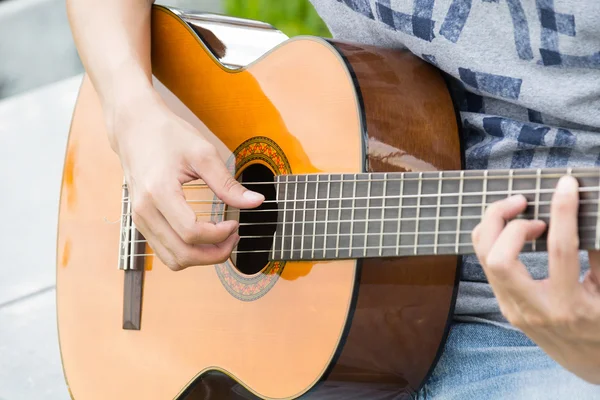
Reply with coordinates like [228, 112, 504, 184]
[56, 6, 461, 400]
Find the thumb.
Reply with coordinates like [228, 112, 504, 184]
[193, 149, 265, 209]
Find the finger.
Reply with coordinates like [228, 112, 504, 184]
[172, 233, 241, 270]
[483, 219, 547, 319]
[179, 233, 241, 269]
[151, 181, 239, 245]
[131, 207, 178, 269]
[547, 175, 581, 294]
[190, 146, 264, 209]
[473, 195, 528, 260]
[140, 204, 238, 270]
[484, 219, 546, 288]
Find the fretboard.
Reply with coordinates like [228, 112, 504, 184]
[270, 168, 600, 261]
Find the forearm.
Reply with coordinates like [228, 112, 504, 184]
[67, 0, 158, 140]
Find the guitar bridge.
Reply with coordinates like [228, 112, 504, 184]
[119, 183, 146, 331]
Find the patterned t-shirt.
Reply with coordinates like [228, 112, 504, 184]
[309, 0, 600, 327]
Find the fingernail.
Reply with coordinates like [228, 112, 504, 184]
[507, 194, 526, 206]
[243, 190, 265, 202]
[556, 175, 578, 193]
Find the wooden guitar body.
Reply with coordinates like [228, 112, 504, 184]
[56, 6, 461, 399]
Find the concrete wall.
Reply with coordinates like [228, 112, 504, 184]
[0, 0, 223, 99]
[0, 0, 82, 99]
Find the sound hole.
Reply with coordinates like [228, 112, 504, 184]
[232, 164, 278, 275]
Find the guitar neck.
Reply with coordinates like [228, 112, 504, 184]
[271, 167, 600, 261]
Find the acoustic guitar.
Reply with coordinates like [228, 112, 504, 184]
[56, 5, 600, 400]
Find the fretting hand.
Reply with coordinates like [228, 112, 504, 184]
[472, 175, 600, 384]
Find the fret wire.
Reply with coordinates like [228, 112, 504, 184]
[324, 175, 331, 259]
[364, 178, 372, 258]
[335, 176, 343, 258]
[271, 175, 279, 260]
[454, 171, 465, 253]
[508, 169, 514, 197]
[301, 175, 309, 257]
[396, 176, 404, 256]
[414, 172, 423, 256]
[379, 173, 388, 257]
[290, 175, 299, 258]
[434, 171, 443, 255]
[349, 174, 358, 256]
[533, 169, 541, 252]
[311, 176, 320, 259]
[280, 175, 288, 260]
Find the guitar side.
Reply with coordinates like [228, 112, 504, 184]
[319, 40, 462, 395]
[56, 6, 461, 400]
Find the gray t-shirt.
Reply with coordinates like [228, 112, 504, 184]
[309, 0, 600, 327]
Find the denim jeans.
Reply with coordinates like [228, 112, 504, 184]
[303, 322, 600, 400]
[415, 322, 600, 400]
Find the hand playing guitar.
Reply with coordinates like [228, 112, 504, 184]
[67, 0, 264, 271]
[108, 94, 264, 271]
[472, 175, 600, 384]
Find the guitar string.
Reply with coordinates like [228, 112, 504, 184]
[123, 212, 599, 247]
[123, 237, 599, 258]
[116, 196, 600, 224]
[118, 174, 600, 257]
[119, 211, 600, 228]
[121, 185, 600, 208]
[117, 197, 600, 218]
[127, 224, 600, 243]
[121, 170, 600, 189]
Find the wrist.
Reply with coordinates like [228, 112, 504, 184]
[101, 72, 164, 152]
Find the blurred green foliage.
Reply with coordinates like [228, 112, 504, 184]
[224, 0, 331, 37]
